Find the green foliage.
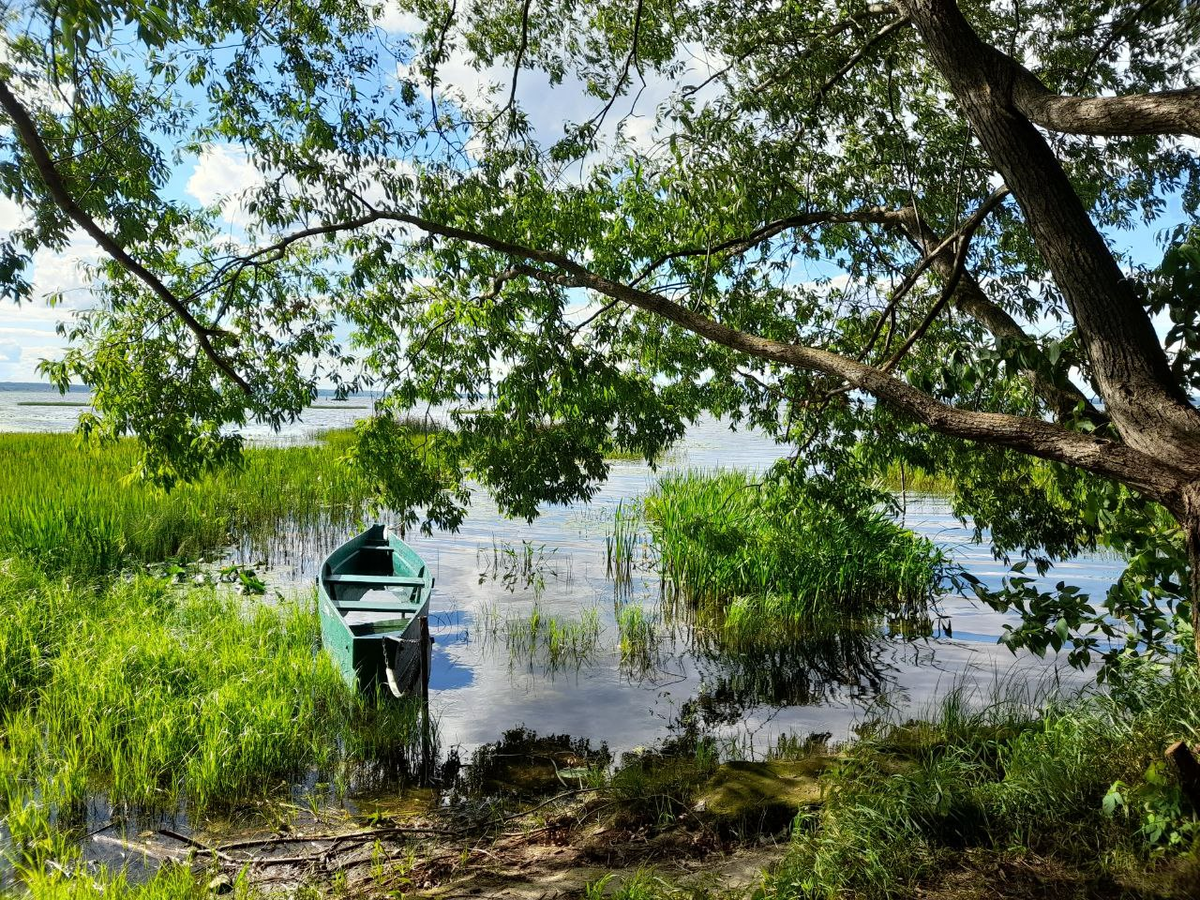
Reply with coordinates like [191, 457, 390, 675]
[1148, 224, 1200, 397]
[2, 0, 1198, 677]
[766, 667, 1200, 899]
[13, 863, 259, 899]
[0, 431, 372, 576]
[0, 562, 430, 821]
[644, 470, 944, 620]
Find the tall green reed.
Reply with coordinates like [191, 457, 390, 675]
[643, 470, 944, 622]
[0, 562, 431, 822]
[0, 432, 373, 577]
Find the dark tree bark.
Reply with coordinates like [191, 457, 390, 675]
[900, 0, 1200, 477]
[1186, 486, 1200, 662]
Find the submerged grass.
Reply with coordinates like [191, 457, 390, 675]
[0, 432, 373, 577]
[479, 601, 603, 672]
[616, 603, 663, 677]
[644, 470, 944, 622]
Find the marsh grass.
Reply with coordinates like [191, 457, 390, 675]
[477, 539, 571, 596]
[663, 595, 891, 707]
[768, 668, 1200, 899]
[873, 462, 955, 497]
[616, 603, 663, 677]
[0, 563, 431, 865]
[478, 601, 603, 672]
[15, 862, 259, 898]
[0, 432, 373, 576]
[15, 400, 90, 407]
[606, 501, 652, 597]
[644, 470, 944, 622]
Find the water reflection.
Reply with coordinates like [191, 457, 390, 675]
[0, 385, 1115, 760]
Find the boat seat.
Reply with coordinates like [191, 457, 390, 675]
[325, 573, 425, 587]
[344, 611, 415, 632]
[339, 586, 422, 631]
[335, 587, 423, 610]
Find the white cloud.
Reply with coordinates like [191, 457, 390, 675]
[372, 2, 424, 35]
[28, 231, 102, 302]
[0, 194, 24, 231]
[0, 342, 67, 381]
[186, 145, 264, 227]
[0, 227, 101, 382]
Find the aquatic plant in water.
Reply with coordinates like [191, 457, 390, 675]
[643, 469, 945, 622]
[0, 432, 374, 577]
[478, 600, 603, 672]
[616, 603, 663, 678]
[477, 538, 571, 596]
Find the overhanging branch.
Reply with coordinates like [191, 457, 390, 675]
[1011, 68, 1200, 138]
[0, 79, 251, 393]
[351, 217, 1185, 502]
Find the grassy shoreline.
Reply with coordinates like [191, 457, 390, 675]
[0, 435, 1197, 898]
[0, 431, 374, 576]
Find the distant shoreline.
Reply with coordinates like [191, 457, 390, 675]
[17, 400, 373, 410]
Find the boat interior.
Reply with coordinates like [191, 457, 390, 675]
[324, 540, 430, 635]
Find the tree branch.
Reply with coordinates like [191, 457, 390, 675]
[333, 213, 1186, 501]
[813, 14, 911, 103]
[496, 256, 1186, 502]
[891, 209, 1106, 424]
[630, 205, 905, 286]
[0, 79, 251, 393]
[1011, 68, 1200, 137]
[489, 0, 534, 128]
[576, 0, 646, 135]
[901, 0, 1200, 471]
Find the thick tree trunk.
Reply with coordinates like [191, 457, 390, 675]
[900, 0, 1200, 476]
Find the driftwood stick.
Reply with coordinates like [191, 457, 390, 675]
[157, 827, 238, 863]
[1165, 741, 1200, 810]
[91, 832, 189, 863]
[214, 825, 457, 853]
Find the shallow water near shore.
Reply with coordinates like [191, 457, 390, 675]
[0, 382, 1121, 763]
[0, 382, 1131, 889]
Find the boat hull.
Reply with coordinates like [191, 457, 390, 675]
[317, 524, 433, 696]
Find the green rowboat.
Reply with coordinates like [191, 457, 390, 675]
[318, 524, 434, 697]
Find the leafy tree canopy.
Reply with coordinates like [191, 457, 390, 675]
[2, 0, 1200, 674]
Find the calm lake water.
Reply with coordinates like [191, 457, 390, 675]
[1, 382, 1118, 760]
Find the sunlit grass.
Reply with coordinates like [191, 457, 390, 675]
[0, 563, 431, 826]
[14, 861, 260, 899]
[0, 432, 374, 576]
[643, 470, 944, 621]
[872, 461, 955, 497]
[767, 667, 1200, 899]
[616, 603, 662, 677]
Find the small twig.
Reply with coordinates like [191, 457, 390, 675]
[92, 833, 188, 863]
[813, 15, 911, 103]
[213, 824, 463, 854]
